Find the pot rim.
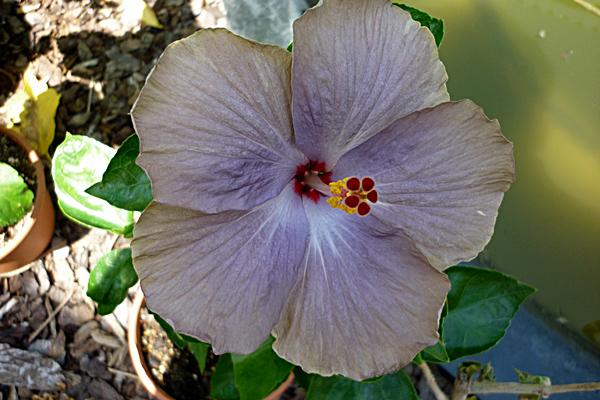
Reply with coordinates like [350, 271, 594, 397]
[129, 290, 174, 400]
[0, 126, 51, 270]
[127, 290, 294, 400]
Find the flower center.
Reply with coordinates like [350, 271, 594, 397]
[293, 160, 333, 202]
[327, 176, 378, 217]
[293, 161, 378, 217]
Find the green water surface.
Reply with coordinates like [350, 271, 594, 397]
[410, 0, 600, 342]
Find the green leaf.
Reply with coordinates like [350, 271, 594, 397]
[421, 341, 450, 363]
[306, 371, 418, 400]
[394, 3, 444, 46]
[231, 337, 293, 400]
[443, 266, 536, 360]
[87, 248, 138, 315]
[287, 41, 293, 52]
[411, 352, 424, 366]
[86, 134, 152, 211]
[187, 341, 210, 374]
[52, 134, 134, 235]
[211, 354, 240, 400]
[0, 162, 34, 227]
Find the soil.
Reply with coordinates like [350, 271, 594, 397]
[0, 210, 34, 252]
[140, 309, 216, 399]
[0, 132, 37, 251]
[140, 308, 308, 400]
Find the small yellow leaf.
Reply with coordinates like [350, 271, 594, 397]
[122, 0, 163, 29]
[33, 89, 60, 155]
[0, 64, 60, 156]
[23, 68, 47, 98]
[141, 1, 164, 28]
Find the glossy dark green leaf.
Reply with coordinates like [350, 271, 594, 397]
[231, 337, 293, 400]
[87, 248, 138, 315]
[0, 162, 33, 227]
[306, 371, 418, 400]
[52, 134, 134, 235]
[394, 3, 444, 46]
[211, 354, 240, 400]
[86, 134, 152, 211]
[287, 41, 293, 52]
[443, 266, 535, 360]
[187, 341, 210, 374]
[420, 341, 450, 363]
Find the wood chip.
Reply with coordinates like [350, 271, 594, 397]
[90, 329, 122, 349]
[0, 297, 18, 320]
[73, 320, 99, 345]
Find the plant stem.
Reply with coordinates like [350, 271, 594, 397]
[451, 379, 600, 400]
[471, 381, 600, 395]
[419, 363, 449, 400]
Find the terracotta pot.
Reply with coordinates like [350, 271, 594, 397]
[0, 126, 55, 276]
[128, 291, 294, 400]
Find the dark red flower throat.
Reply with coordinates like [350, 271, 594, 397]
[294, 160, 332, 203]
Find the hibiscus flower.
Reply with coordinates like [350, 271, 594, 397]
[130, 0, 514, 380]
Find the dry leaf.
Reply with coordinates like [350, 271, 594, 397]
[121, 0, 164, 29]
[1, 65, 60, 156]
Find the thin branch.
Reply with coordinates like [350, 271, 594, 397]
[419, 362, 449, 400]
[470, 381, 600, 396]
[572, 0, 600, 16]
[28, 288, 73, 343]
[452, 378, 600, 400]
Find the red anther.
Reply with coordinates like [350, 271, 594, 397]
[357, 202, 371, 216]
[307, 188, 320, 203]
[319, 172, 332, 184]
[294, 180, 304, 195]
[366, 190, 378, 203]
[344, 195, 360, 208]
[361, 177, 375, 192]
[346, 177, 360, 191]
